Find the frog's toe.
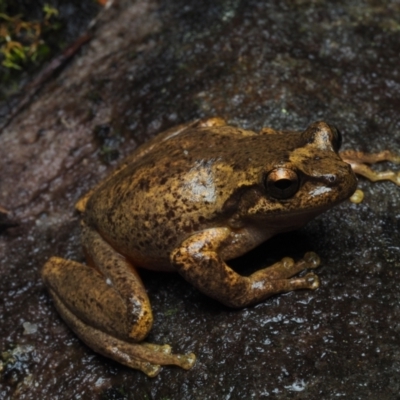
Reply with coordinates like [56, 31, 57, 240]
[177, 352, 196, 370]
[141, 363, 162, 377]
[259, 253, 321, 281]
[395, 172, 400, 186]
[281, 272, 320, 293]
[303, 252, 321, 269]
[303, 272, 320, 289]
[142, 354, 196, 376]
[350, 189, 365, 204]
[142, 342, 172, 355]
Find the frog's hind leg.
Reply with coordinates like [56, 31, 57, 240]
[42, 225, 195, 377]
[340, 150, 400, 186]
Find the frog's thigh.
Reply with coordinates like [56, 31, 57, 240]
[80, 224, 154, 339]
[171, 228, 320, 308]
[42, 257, 148, 340]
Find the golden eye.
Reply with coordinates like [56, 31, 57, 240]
[264, 168, 299, 199]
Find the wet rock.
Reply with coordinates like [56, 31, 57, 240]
[1, 0, 400, 399]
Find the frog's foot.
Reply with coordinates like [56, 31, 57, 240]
[340, 149, 400, 165]
[350, 163, 400, 186]
[248, 252, 320, 295]
[48, 288, 195, 377]
[281, 272, 320, 291]
[258, 252, 321, 280]
[198, 117, 227, 128]
[340, 150, 400, 186]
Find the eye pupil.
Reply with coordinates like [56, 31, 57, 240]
[265, 168, 299, 199]
[274, 179, 293, 190]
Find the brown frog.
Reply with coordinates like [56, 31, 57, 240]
[42, 117, 400, 376]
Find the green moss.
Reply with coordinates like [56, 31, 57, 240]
[0, 4, 60, 70]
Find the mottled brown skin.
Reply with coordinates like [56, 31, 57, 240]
[84, 119, 356, 268]
[43, 117, 360, 377]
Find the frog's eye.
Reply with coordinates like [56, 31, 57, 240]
[330, 125, 342, 152]
[264, 168, 299, 199]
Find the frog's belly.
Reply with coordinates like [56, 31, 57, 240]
[102, 235, 175, 272]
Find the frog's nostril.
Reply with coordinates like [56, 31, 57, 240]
[326, 174, 336, 184]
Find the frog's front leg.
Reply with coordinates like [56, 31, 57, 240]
[340, 150, 400, 186]
[42, 224, 195, 377]
[171, 228, 320, 308]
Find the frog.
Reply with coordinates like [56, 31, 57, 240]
[42, 117, 400, 377]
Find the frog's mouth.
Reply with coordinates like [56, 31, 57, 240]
[259, 205, 330, 233]
[258, 190, 354, 233]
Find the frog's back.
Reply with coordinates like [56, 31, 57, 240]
[84, 126, 301, 269]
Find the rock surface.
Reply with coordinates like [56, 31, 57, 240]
[1, 0, 400, 399]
